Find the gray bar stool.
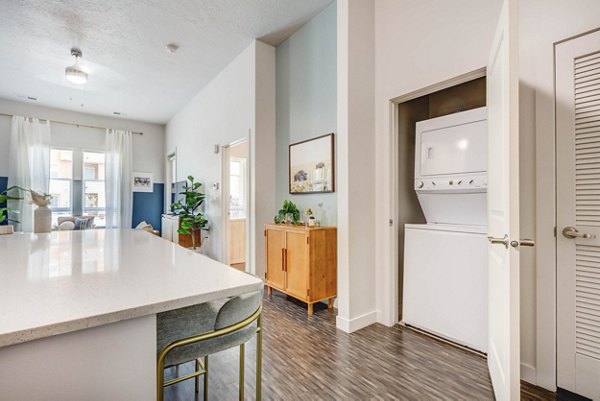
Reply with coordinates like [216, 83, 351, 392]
[156, 290, 263, 401]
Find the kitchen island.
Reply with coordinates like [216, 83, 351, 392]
[0, 229, 263, 400]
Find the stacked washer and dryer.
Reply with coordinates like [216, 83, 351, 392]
[402, 107, 488, 353]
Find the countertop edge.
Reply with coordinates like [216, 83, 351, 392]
[0, 281, 263, 349]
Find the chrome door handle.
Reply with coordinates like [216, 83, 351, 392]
[510, 239, 535, 248]
[562, 226, 596, 239]
[488, 235, 509, 248]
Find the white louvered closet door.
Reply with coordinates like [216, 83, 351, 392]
[557, 29, 600, 400]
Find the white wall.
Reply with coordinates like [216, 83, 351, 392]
[252, 41, 277, 281]
[166, 40, 276, 279]
[336, 0, 377, 332]
[0, 97, 165, 180]
[373, 0, 600, 390]
[166, 43, 254, 262]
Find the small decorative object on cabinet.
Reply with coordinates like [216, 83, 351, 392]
[264, 224, 336, 316]
[275, 200, 300, 225]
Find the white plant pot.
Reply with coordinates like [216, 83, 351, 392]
[34, 205, 52, 233]
[0, 225, 14, 235]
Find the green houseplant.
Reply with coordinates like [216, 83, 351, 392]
[275, 200, 300, 224]
[170, 176, 208, 249]
[0, 186, 24, 234]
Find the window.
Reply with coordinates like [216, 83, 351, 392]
[49, 149, 73, 226]
[229, 157, 246, 219]
[49, 149, 107, 229]
[83, 152, 106, 227]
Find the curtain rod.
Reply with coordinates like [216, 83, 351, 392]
[0, 112, 143, 135]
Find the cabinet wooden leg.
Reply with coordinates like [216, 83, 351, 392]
[267, 286, 272, 296]
[308, 303, 314, 316]
[327, 298, 334, 309]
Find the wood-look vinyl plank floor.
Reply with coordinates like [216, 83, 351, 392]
[164, 289, 578, 401]
[164, 290, 495, 400]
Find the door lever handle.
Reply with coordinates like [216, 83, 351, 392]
[488, 235, 509, 248]
[562, 226, 596, 239]
[510, 239, 535, 248]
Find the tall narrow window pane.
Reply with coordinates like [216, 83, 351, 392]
[83, 152, 106, 228]
[229, 158, 246, 219]
[49, 149, 73, 226]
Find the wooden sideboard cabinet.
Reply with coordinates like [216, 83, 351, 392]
[264, 224, 337, 316]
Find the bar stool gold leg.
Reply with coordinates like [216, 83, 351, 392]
[239, 343, 245, 401]
[203, 355, 209, 401]
[195, 359, 200, 394]
[256, 312, 262, 401]
[157, 357, 165, 401]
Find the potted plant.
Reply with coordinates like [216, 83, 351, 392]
[170, 176, 208, 250]
[0, 186, 23, 235]
[275, 200, 300, 225]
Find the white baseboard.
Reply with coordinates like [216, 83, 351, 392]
[521, 362, 537, 385]
[336, 310, 378, 333]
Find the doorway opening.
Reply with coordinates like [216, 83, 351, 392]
[395, 74, 487, 319]
[165, 150, 177, 214]
[222, 138, 249, 272]
[391, 71, 489, 356]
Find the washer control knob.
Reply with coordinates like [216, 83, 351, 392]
[417, 181, 424, 189]
[457, 180, 462, 185]
[431, 181, 436, 186]
[469, 179, 474, 185]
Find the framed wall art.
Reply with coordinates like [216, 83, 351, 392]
[132, 172, 154, 193]
[289, 133, 334, 194]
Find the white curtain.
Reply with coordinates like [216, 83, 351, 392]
[105, 129, 133, 229]
[7, 116, 51, 232]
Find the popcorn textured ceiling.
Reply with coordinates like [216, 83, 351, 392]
[0, 0, 332, 123]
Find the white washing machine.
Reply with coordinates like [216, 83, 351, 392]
[402, 107, 488, 353]
[403, 224, 488, 352]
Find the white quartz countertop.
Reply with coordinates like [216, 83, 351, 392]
[0, 229, 263, 348]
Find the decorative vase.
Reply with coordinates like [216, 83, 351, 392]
[0, 225, 14, 235]
[34, 205, 52, 233]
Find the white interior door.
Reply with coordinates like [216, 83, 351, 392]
[556, 29, 600, 400]
[486, 1, 521, 400]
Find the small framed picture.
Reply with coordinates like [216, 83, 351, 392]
[289, 133, 335, 194]
[132, 172, 154, 192]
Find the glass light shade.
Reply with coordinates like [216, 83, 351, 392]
[65, 65, 88, 84]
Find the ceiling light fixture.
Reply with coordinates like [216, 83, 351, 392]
[65, 48, 88, 85]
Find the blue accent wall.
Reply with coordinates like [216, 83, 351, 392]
[132, 183, 164, 231]
[0, 176, 7, 225]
